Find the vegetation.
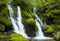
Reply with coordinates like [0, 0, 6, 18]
[22, 11, 37, 37]
[9, 33, 29, 41]
[0, 0, 60, 41]
[37, 0, 60, 40]
[54, 31, 60, 41]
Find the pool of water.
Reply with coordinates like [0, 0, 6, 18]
[29, 39, 55, 41]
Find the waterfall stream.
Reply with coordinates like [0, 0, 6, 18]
[33, 7, 53, 39]
[7, 5, 53, 40]
[7, 5, 28, 38]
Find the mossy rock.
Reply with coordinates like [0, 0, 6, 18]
[54, 31, 60, 41]
[24, 18, 36, 25]
[0, 34, 6, 39]
[22, 11, 33, 19]
[22, 11, 37, 37]
[10, 0, 21, 6]
[0, 2, 12, 32]
[0, 24, 5, 32]
[9, 33, 29, 41]
[23, 18, 37, 37]
[42, 24, 54, 35]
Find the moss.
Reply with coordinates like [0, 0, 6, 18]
[56, 25, 60, 31]
[10, 0, 21, 6]
[42, 24, 54, 34]
[0, 24, 5, 32]
[21, 0, 36, 7]
[22, 10, 37, 37]
[22, 11, 32, 19]
[9, 33, 29, 41]
[24, 18, 35, 25]
[22, 18, 37, 37]
[54, 31, 60, 40]
[0, 34, 6, 39]
[0, 16, 11, 27]
[0, 2, 12, 32]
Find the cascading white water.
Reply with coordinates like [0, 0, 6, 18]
[7, 5, 19, 33]
[7, 5, 28, 38]
[33, 7, 53, 39]
[33, 7, 44, 37]
[16, 6, 28, 37]
[7, 5, 53, 40]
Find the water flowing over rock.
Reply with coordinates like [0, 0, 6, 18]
[7, 5, 53, 40]
[7, 5, 28, 38]
[33, 7, 53, 40]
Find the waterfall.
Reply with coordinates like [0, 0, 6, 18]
[16, 6, 28, 37]
[7, 5, 19, 33]
[7, 5, 28, 38]
[7, 5, 53, 40]
[33, 7, 53, 39]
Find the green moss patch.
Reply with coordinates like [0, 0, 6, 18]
[54, 31, 60, 41]
[9, 33, 29, 41]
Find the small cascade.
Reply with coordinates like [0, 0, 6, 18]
[7, 5, 19, 33]
[33, 7, 53, 39]
[7, 5, 28, 38]
[16, 6, 28, 37]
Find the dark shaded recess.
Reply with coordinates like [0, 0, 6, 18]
[50, 5, 58, 10]
[11, 0, 21, 6]
[42, 26, 54, 37]
[20, 1, 30, 11]
[0, 3, 6, 12]
[24, 25, 36, 37]
[45, 16, 54, 25]
[43, 30, 54, 37]
[23, 21, 36, 37]
[0, 21, 12, 32]
[38, 6, 48, 14]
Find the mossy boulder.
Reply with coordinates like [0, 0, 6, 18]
[0, 34, 6, 41]
[42, 24, 54, 36]
[0, 34, 6, 39]
[22, 11, 33, 19]
[22, 11, 37, 37]
[23, 18, 37, 37]
[24, 18, 35, 26]
[9, 33, 29, 41]
[0, 24, 5, 32]
[54, 31, 60, 41]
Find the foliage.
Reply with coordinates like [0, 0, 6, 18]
[0, 34, 6, 39]
[0, 24, 5, 32]
[54, 31, 60, 41]
[0, 1, 12, 32]
[42, 24, 54, 34]
[22, 11, 37, 37]
[0, 0, 60, 41]
[37, 0, 60, 40]
[9, 33, 29, 41]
